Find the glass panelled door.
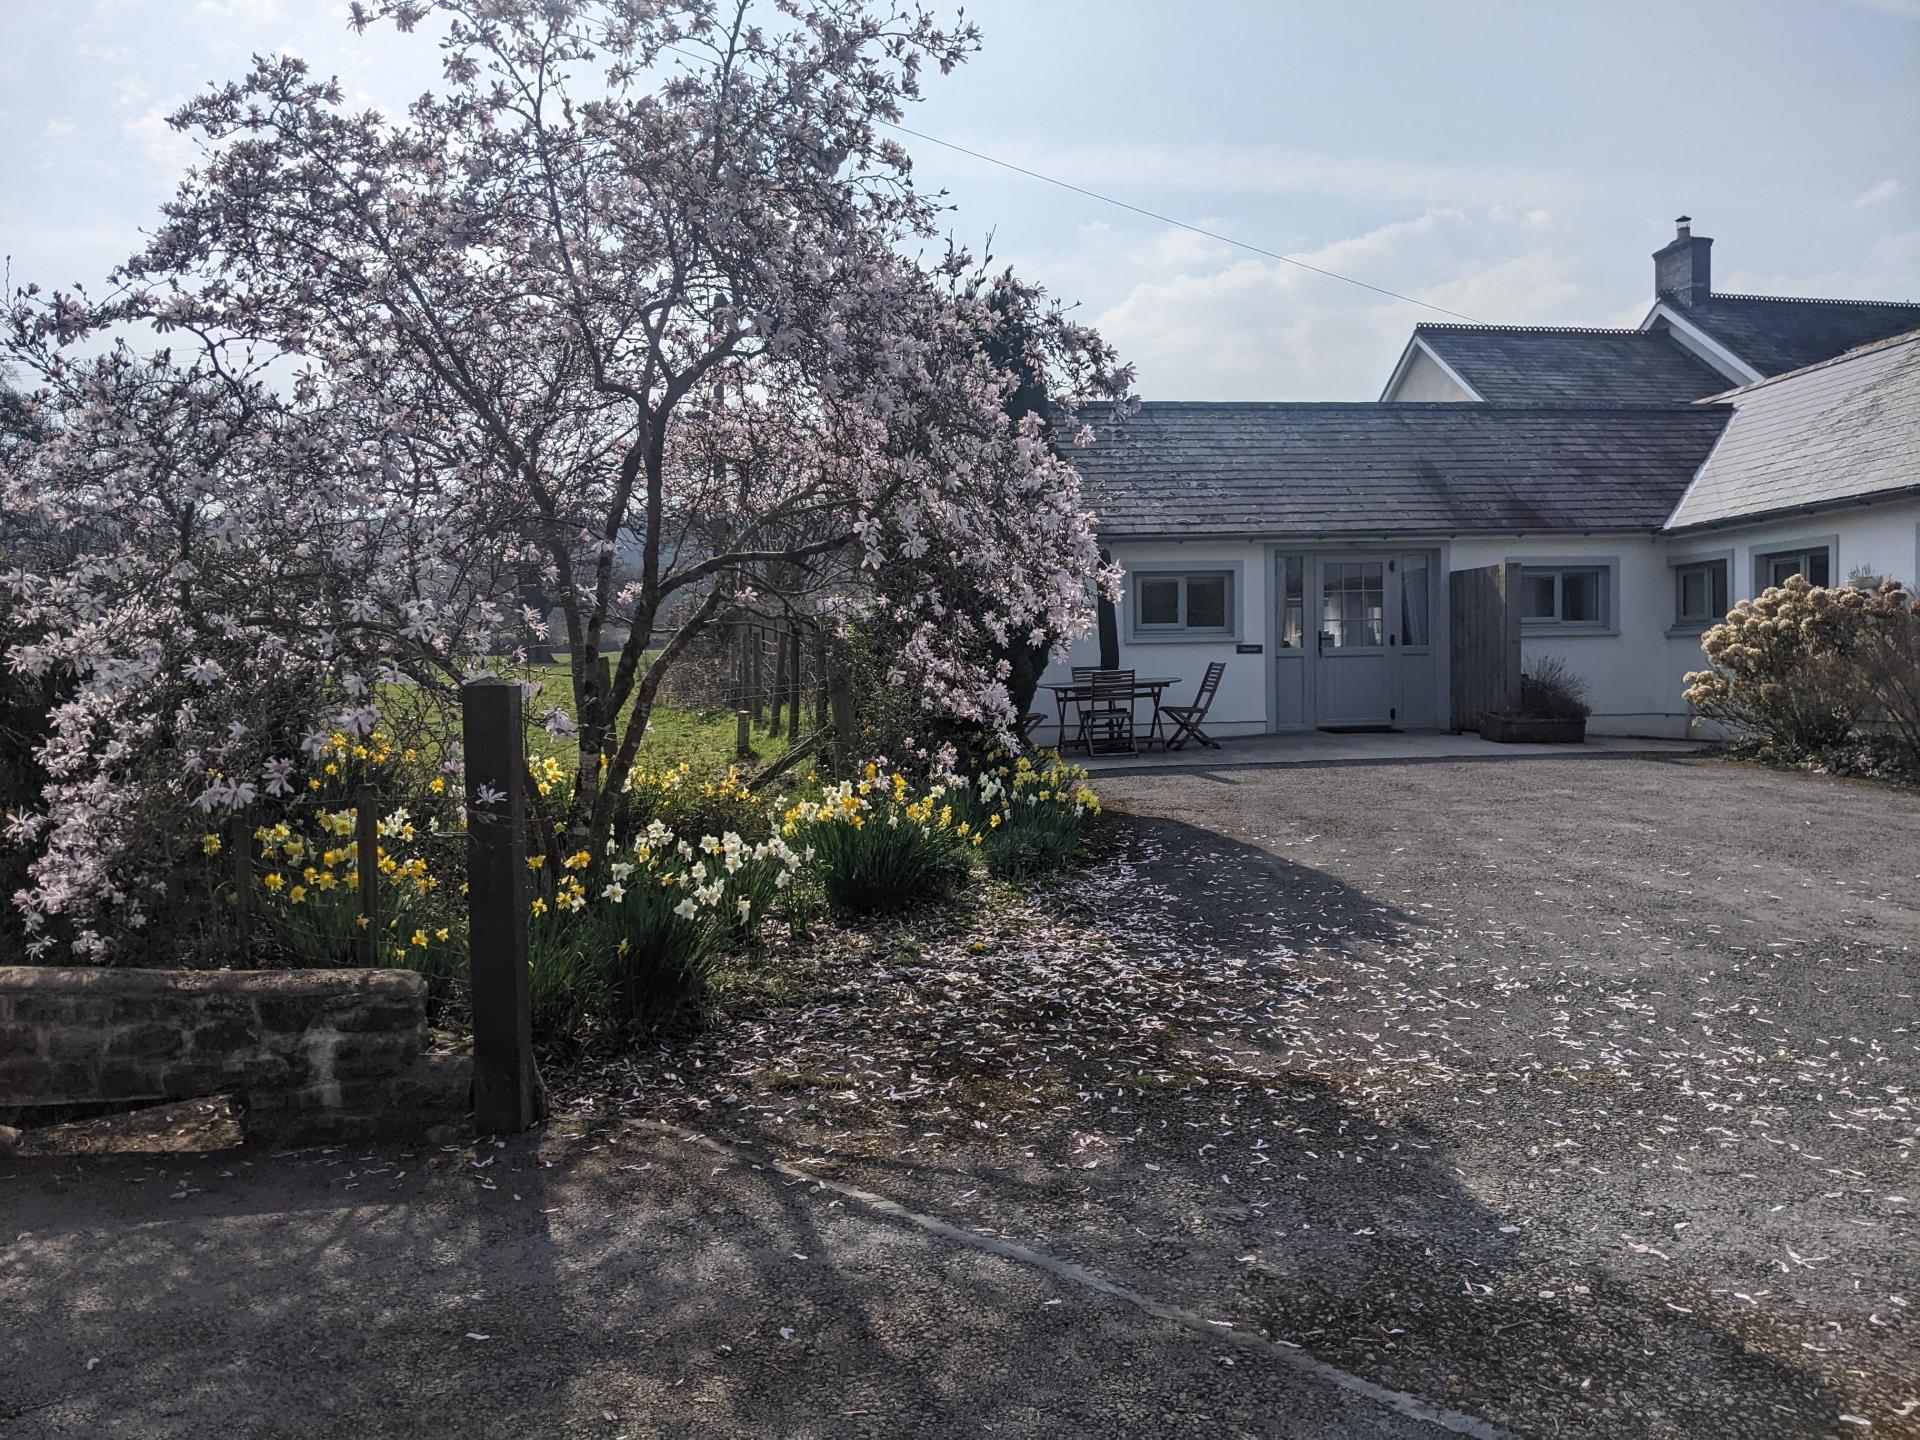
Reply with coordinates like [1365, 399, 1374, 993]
[1314, 555, 1395, 726]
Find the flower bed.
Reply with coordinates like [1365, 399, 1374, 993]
[522, 753, 1104, 1040]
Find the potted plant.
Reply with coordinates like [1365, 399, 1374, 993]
[1481, 655, 1591, 743]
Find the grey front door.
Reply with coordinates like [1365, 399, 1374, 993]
[1314, 555, 1394, 727]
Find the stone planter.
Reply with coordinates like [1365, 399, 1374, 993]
[1479, 714, 1587, 744]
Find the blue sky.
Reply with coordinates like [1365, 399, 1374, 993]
[4, 0, 1916, 399]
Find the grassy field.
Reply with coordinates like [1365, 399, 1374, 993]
[529, 654, 794, 777]
[377, 654, 797, 781]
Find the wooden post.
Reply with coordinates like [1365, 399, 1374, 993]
[787, 623, 803, 742]
[463, 677, 539, 1134]
[769, 621, 788, 735]
[749, 625, 764, 726]
[228, 808, 253, 952]
[814, 629, 830, 730]
[353, 785, 379, 966]
[828, 664, 855, 774]
[736, 707, 752, 760]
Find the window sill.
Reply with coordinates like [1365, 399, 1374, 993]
[1124, 631, 1241, 644]
[1667, 622, 1714, 638]
[1520, 622, 1618, 638]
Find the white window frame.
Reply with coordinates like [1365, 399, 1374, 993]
[1126, 565, 1241, 642]
[1668, 549, 1732, 634]
[1511, 556, 1617, 636]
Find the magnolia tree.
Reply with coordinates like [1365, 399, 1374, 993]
[1, 0, 1131, 956]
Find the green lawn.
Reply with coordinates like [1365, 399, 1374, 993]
[529, 654, 794, 777]
[378, 654, 796, 781]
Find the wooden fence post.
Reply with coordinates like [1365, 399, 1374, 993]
[769, 620, 788, 735]
[787, 623, 803, 742]
[828, 664, 855, 774]
[814, 630, 830, 730]
[463, 677, 539, 1133]
[736, 707, 752, 760]
[750, 625, 766, 726]
[353, 785, 379, 967]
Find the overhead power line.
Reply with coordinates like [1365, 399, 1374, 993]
[877, 119, 1483, 324]
[654, 41, 1479, 324]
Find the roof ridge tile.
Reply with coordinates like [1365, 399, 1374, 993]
[1699, 291, 1920, 310]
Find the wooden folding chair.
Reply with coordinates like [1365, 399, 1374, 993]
[1162, 661, 1225, 751]
[1080, 669, 1138, 756]
[1063, 665, 1101, 751]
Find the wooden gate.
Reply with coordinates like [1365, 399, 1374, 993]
[1448, 563, 1521, 731]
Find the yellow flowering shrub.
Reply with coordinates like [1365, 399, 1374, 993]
[620, 761, 769, 844]
[949, 751, 1102, 879]
[236, 729, 467, 984]
[779, 764, 970, 915]
[526, 817, 805, 1038]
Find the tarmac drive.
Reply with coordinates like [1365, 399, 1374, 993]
[4, 754, 1915, 1437]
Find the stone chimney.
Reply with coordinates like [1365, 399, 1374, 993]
[1653, 215, 1712, 306]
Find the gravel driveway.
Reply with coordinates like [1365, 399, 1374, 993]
[4, 753, 1914, 1438]
[1076, 753, 1919, 1436]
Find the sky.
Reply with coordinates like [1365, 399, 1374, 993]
[3, 0, 1916, 400]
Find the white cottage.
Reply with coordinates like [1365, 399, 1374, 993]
[1046, 221, 1920, 743]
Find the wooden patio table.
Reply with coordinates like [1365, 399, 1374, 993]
[1041, 675, 1181, 752]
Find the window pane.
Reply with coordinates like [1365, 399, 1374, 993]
[1138, 577, 1179, 627]
[1679, 567, 1708, 618]
[1805, 550, 1830, 587]
[1279, 557, 1303, 648]
[1320, 575, 1344, 647]
[1324, 562, 1383, 647]
[1186, 574, 1228, 630]
[1521, 573, 1558, 620]
[1401, 558, 1430, 646]
[1711, 561, 1728, 616]
[1562, 570, 1601, 623]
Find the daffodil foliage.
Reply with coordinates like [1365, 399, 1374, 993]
[1, 0, 1131, 956]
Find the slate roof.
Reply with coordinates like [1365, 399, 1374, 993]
[1412, 325, 1730, 405]
[1665, 329, 1920, 532]
[1075, 403, 1732, 538]
[1662, 293, 1920, 378]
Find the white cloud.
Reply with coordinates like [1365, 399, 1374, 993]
[193, 0, 283, 19]
[44, 118, 78, 139]
[1719, 229, 1920, 301]
[125, 104, 197, 180]
[1085, 210, 1598, 401]
[1853, 178, 1902, 208]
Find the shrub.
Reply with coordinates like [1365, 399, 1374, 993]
[1684, 576, 1920, 768]
[618, 762, 770, 845]
[205, 729, 468, 994]
[1517, 654, 1591, 722]
[780, 766, 970, 915]
[952, 752, 1104, 880]
[526, 822, 805, 1040]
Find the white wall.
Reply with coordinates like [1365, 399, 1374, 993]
[1447, 534, 1692, 737]
[1385, 347, 1474, 402]
[1451, 497, 1920, 739]
[1710, 500, 1920, 600]
[1041, 501, 1919, 747]
[1042, 541, 1271, 743]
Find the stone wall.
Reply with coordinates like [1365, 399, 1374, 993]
[0, 966, 469, 1145]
